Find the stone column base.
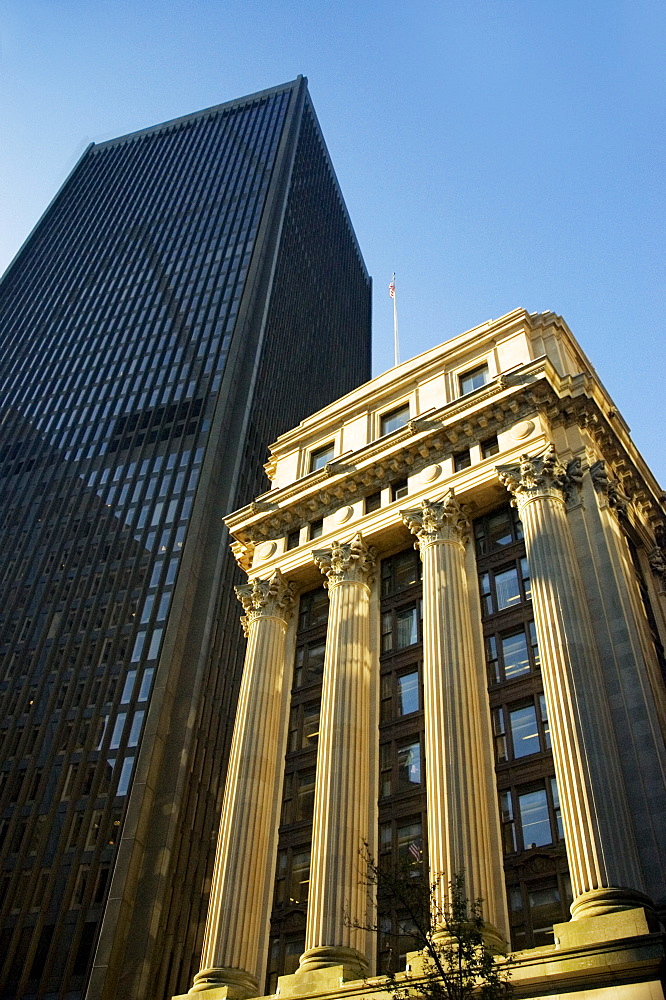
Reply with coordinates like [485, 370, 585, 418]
[556, 905, 658, 949]
[298, 945, 368, 979]
[278, 960, 366, 998]
[431, 920, 507, 956]
[570, 887, 656, 921]
[187, 967, 258, 999]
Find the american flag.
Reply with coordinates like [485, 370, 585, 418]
[389, 280, 395, 298]
[408, 840, 421, 861]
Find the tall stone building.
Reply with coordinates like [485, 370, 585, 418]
[197, 308, 666, 1000]
[0, 78, 371, 1000]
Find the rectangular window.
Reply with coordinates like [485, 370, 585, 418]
[510, 704, 540, 758]
[131, 633, 146, 662]
[454, 449, 471, 472]
[391, 479, 408, 502]
[297, 587, 329, 630]
[309, 443, 334, 472]
[138, 667, 154, 702]
[474, 506, 523, 556]
[120, 671, 136, 704]
[109, 713, 126, 750]
[397, 740, 421, 790]
[293, 641, 324, 689]
[380, 404, 410, 436]
[382, 548, 420, 596]
[518, 788, 552, 848]
[494, 566, 521, 609]
[309, 519, 323, 540]
[286, 529, 300, 550]
[117, 757, 135, 796]
[289, 850, 311, 904]
[294, 770, 316, 823]
[128, 710, 144, 747]
[501, 630, 531, 679]
[396, 819, 422, 860]
[365, 491, 382, 514]
[459, 364, 488, 395]
[395, 605, 418, 649]
[481, 435, 499, 458]
[147, 629, 163, 660]
[397, 671, 419, 715]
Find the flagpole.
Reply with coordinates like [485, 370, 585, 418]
[389, 272, 400, 367]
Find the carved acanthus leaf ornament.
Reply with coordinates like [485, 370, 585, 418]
[497, 445, 584, 509]
[235, 568, 296, 635]
[401, 491, 470, 547]
[590, 459, 632, 517]
[312, 532, 376, 587]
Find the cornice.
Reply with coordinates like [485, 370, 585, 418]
[226, 358, 666, 546]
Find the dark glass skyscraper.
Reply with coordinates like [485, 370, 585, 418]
[0, 78, 371, 1000]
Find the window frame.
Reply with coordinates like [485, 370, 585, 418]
[308, 442, 335, 473]
[458, 363, 489, 396]
[379, 403, 410, 437]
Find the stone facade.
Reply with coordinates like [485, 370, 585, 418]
[177, 309, 666, 1000]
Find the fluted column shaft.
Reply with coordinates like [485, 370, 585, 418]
[299, 533, 377, 979]
[499, 449, 648, 919]
[191, 571, 296, 997]
[402, 495, 506, 945]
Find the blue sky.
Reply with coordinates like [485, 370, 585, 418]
[1, 0, 664, 483]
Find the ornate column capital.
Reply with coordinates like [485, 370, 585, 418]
[235, 569, 296, 636]
[312, 532, 376, 588]
[401, 490, 470, 547]
[497, 445, 570, 509]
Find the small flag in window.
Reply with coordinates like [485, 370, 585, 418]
[408, 840, 421, 861]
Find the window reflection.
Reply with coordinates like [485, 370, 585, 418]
[518, 789, 551, 848]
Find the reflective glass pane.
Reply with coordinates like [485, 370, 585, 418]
[510, 704, 539, 758]
[397, 672, 419, 715]
[302, 704, 320, 747]
[397, 820, 422, 857]
[529, 885, 562, 945]
[393, 550, 419, 592]
[290, 851, 310, 903]
[518, 789, 551, 848]
[310, 443, 334, 471]
[295, 772, 315, 822]
[502, 631, 530, 679]
[460, 364, 488, 395]
[306, 642, 326, 678]
[494, 567, 521, 609]
[395, 606, 418, 649]
[397, 741, 421, 789]
[381, 405, 409, 435]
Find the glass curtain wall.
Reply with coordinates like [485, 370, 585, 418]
[0, 90, 291, 998]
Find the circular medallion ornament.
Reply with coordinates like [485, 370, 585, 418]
[510, 420, 535, 441]
[334, 505, 354, 524]
[419, 464, 441, 484]
[255, 541, 277, 561]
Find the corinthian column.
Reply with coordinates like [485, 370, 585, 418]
[498, 447, 650, 920]
[190, 570, 296, 998]
[298, 533, 377, 980]
[402, 493, 507, 948]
